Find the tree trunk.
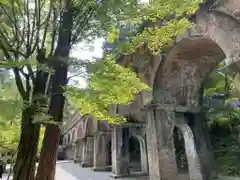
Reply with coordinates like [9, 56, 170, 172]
[12, 108, 40, 180]
[34, 125, 61, 180]
[13, 50, 49, 180]
[35, 1, 73, 179]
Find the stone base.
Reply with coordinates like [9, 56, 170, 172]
[109, 173, 128, 179]
[80, 162, 93, 168]
[109, 172, 149, 179]
[92, 166, 112, 172]
[73, 158, 81, 163]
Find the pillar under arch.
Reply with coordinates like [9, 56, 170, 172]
[175, 112, 203, 180]
[111, 126, 130, 178]
[81, 136, 94, 167]
[92, 132, 111, 171]
[73, 139, 83, 163]
[144, 105, 178, 180]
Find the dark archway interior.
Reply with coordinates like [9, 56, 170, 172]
[127, 115, 138, 123]
[129, 136, 141, 172]
[107, 140, 112, 166]
[72, 130, 75, 141]
[173, 127, 188, 173]
[67, 134, 71, 144]
[59, 135, 63, 145]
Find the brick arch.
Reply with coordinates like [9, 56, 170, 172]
[153, 37, 225, 107]
[153, 10, 240, 108]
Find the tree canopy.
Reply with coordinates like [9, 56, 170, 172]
[66, 0, 205, 123]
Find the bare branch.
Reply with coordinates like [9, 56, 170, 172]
[14, 0, 27, 49]
[0, 38, 11, 59]
[71, 3, 96, 43]
[0, 26, 27, 57]
[26, 64, 36, 83]
[10, 0, 21, 47]
[13, 67, 28, 100]
[26, 76, 31, 95]
[41, 4, 52, 49]
[19, 67, 29, 78]
[49, 7, 58, 56]
[0, 4, 21, 46]
[36, 0, 40, 50]
[25, 0, 32, 54]
[29, 0, 37, 54]
[0, 27, 14, 55]
[40, 0, 47, 11]
[67, 72, 85, 83]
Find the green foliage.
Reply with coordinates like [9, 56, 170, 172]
[67, 0, 204, 123]
[66, 54, 149, 123]
[108, 0, 204, 55]
[212, 135, 240, 176]
[204, 62, 240, 177]
[0, 77, 21, 122]
[0, 78, 20, 162]
[204, 73, 226, 95]
[0, 75, 46, 161]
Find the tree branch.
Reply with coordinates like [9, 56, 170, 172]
[71, 3, 97, 43]
[49, 7, 58, 56]
[26, 64, 36, 83]
[41, 4, 52, 49]
[13, 68, 28, 100]
[0, 27, 27, 57]
[67, 72, 85, 83]
[0, 4, 21, 46]
[26, 0, 31, 50]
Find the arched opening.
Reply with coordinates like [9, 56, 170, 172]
[174, 124, 203, 180]
[106, 140, 112, 166]
[173, 126, 188, 173]
[83, 116, 93, 137]
[59, 135, 64, 145]
[72, 129, 76, 142]
[145, 9, 240, 180]
[67, 134, 71, 144]
[63, 137, 66, 145]
[152, 36, 227, 179]
[153, 37, 226, 107]
[129, 136, 141, 172]
[78, 123, 83, 137]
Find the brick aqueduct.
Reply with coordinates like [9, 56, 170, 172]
[61, 1, 240, 180]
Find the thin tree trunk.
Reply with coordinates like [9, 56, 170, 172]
[12, 108, 40, 180]
[35, 1, 73, 179]
[13, 51, 49, 180]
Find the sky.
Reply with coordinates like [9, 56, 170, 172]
[68, 38, 105, 88]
